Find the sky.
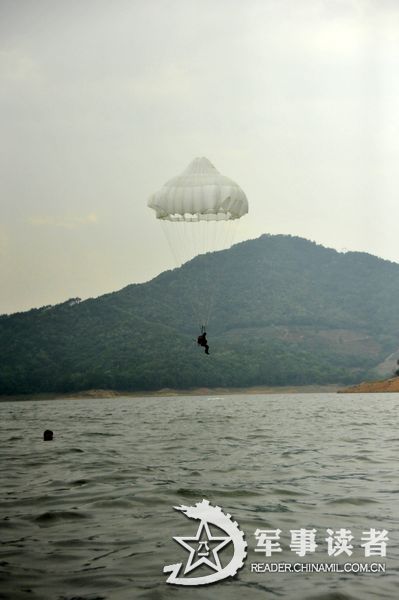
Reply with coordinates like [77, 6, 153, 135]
[1, 0, 399, 314]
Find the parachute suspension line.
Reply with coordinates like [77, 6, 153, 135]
[172, 220, 186, 266]
[226, 218, 239, 253]
[203, 217, 208, 256]
[202, 219, 220, 328]
[213, 221, 218, 253]
[160, 220, 181, 267]
[210, 218, 214, 255]
[195, 218, 206, 328]
[164, 217, 242, 331]
[148, 157, 248, 338]
[160, 219, 200, 330]
[177, 221, 187, 264]
[193, 216, 199, 259]
[198, 218, 203, 255]
[205, 219, 220, 329]
[202, 219, 240, 328]
[194, 216, 206, 329]
[184, 215, 196, 261]
[186, 220, 205, 329]
[202, 220, 217, 329]
[185, 217, 191, 259]
[182, 217, 203, 331]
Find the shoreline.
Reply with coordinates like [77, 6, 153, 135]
[338, 377, 399, 393]
[0, 384, 342, 402]
[3, 378, 399, 402]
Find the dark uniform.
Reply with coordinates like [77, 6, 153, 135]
[197, 332, 210, 355]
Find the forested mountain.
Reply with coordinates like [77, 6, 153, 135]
[1, 234, 399, 395]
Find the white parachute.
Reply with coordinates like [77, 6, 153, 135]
[148, 156, 248, 222]
[148, 157, 248, 328]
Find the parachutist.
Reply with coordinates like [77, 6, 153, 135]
[197, 331, 210, 355]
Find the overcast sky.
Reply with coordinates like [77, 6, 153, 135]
[1, 0, 399, 314]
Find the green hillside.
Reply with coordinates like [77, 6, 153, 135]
[1, 234, 399, 395]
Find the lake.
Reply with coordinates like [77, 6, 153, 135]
[0, 393, 398, 599]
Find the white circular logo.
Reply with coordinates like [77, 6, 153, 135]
[163, 499, 247, 586]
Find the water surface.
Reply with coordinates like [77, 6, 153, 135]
[0, 393, 398, 599]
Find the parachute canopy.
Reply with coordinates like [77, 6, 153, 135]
[147, 157, 248, 222]
[147, 157, 249, 328]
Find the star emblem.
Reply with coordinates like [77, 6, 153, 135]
[174, 520, 232, 574]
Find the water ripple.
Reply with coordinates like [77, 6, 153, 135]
[0, 392, 398, 599]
